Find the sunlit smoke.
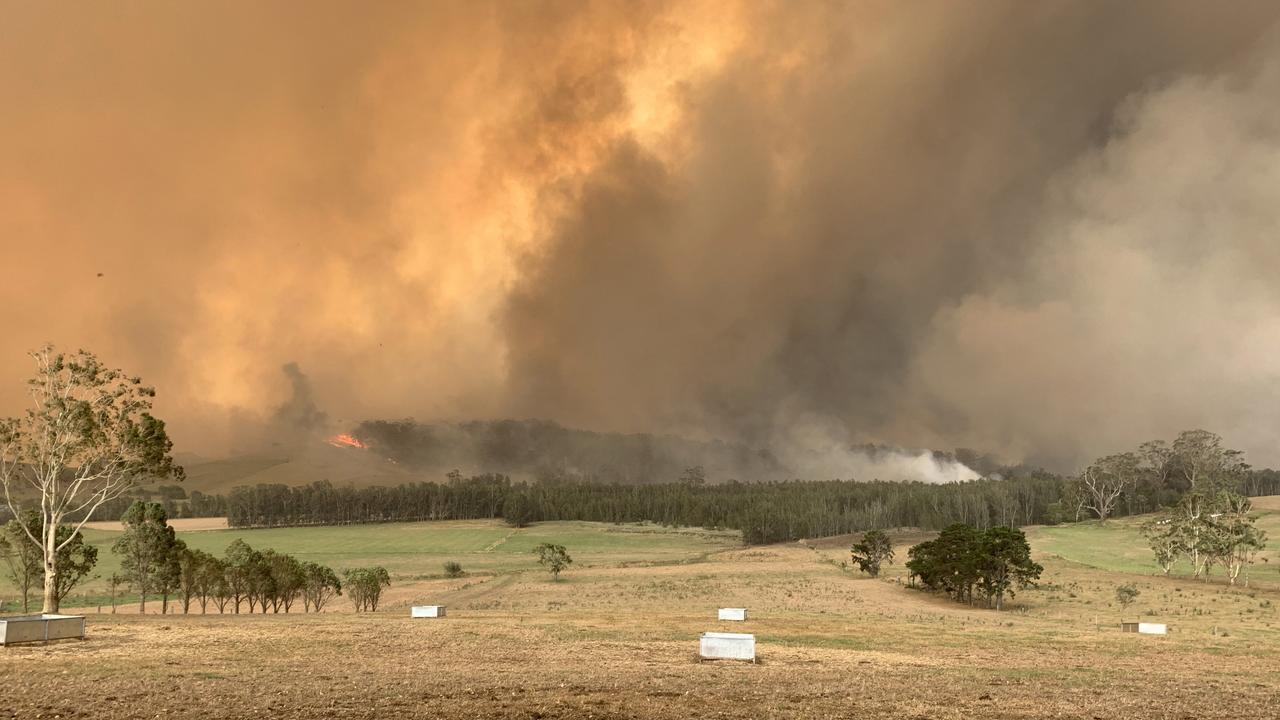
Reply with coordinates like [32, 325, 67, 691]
[3, 2, 1280, 470]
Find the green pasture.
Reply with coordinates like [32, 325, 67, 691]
[1, 520, 741, 608]
[1029, 503, 1280, 585]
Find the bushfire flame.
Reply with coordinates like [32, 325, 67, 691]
[326, 433, 368, 449]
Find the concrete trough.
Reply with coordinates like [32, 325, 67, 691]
[718, 608, 747, 621]
[0, 614, 86, 646]
[411, 605, 446, 618]
[699, 632, 755, 662]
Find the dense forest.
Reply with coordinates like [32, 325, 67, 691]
[352, 418, 786, 482]
[217, 466, 1280, 544]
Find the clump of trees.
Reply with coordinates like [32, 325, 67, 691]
[533, 543, 572, 580]
[0, 347, 183, 612]
[343, 567, 391, 612]
[1, 511, 97, 612]
[1073, 429, 1254, 522]
[1141, 492, 1267, 585]
[849, 530, 894, 577]
[111, 500, 341, 613]
[906, 524, 1042, 610]
[443, 561, 465, 578]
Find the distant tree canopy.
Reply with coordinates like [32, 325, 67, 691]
[216, 459, 1280, 546]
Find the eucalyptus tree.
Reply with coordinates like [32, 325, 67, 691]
[849, 530, 894, 577]
[301, 562, 342, 612]
[533, 543, 572, 580]
[113, 501, 179, 613]
[0, 347, 182, 611]
[1078, 452, 1141, 522]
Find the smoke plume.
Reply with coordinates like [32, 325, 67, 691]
[3, 2, 1280, 473]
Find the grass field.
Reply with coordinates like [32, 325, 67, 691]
[4, 508, 1280, 718]
[1030, 496, 1280, 583]
[3, 520, 740, 609]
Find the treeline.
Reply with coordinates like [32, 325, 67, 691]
[224, 473, 1070, 544]
[65, 487, 228, 523]
[219, 435, 1280, 545]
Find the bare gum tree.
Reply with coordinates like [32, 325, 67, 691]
[1079, 452, 1140, 522]
[0, 347, 182, 612]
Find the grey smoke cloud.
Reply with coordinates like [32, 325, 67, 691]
[2, 2, 1279, 474]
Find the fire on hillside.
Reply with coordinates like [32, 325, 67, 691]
[326, 433, 368, 449]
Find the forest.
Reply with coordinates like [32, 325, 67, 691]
[211, 430, 1280, 544]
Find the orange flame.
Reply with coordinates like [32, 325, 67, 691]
[326, 433, 368, 449]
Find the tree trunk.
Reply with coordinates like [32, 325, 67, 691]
[42, 519, 59, 613]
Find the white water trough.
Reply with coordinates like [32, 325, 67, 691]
[699, 632, 755, 662]
[718, 608, 747, 621]
[411, 605, 446, 618]
[0, 614, 86, 646]
[1121, 622, 1167, 635]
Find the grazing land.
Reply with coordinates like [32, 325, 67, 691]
[4, 512, 1280, 718]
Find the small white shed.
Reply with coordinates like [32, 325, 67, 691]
[718, 608, 747, 621]
[699, 632, 755, 662]
[411, 605, 446, 618]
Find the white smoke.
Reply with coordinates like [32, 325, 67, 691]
[773, 411, 980, 484]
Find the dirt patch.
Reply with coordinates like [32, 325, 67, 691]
[81, 517, 230, 532]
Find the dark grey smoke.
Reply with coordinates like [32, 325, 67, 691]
[273, 363, 328, 440]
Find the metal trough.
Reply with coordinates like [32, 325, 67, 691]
[1120, 622, 1167, 635]
[718, 608, 747, 621]
[0, 614, 86, 646]
[411, 605, 446, 618]
[699, 632, 755, 662]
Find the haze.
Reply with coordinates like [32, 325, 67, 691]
[3, 1, 1279, 472]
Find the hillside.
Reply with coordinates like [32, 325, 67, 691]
[175, 443, 423, 495]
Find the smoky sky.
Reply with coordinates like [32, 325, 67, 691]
[2, 1, 1280, 471]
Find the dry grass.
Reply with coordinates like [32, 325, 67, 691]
[6, 531, 1280, 719]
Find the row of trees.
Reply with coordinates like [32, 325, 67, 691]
[112, 501, 346, 613]
[905, 524, 1043, 610]
[224, 474, 1075, 544]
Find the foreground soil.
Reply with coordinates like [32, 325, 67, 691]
[7, 540, 1280, 718]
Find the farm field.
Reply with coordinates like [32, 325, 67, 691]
[4, 513, 1280, 718]
[3, 520, 741, 609]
